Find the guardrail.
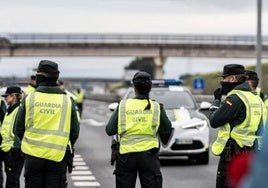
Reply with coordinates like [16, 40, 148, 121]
[1, 33, 268, 45]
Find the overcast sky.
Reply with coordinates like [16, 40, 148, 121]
[0, 0, 267, 35]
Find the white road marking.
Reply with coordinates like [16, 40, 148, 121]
[73, 161, 86, 166]
[70, 154, 101, 187]
[73, 158, 84, 161]
[74, 182, 101, 187]
[71, 176, 96, 181]
[74, 166, 89, 170]
[72, 171, 92, 175]
[80, 119, 105, 126]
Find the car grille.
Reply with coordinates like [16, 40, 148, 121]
[170, 141, 204, 150]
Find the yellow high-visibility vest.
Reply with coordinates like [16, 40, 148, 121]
[0, 106, 19, 152]
[25, 85, 36, 95]
[75, 92, 84, 104]
[22, 92, 72, 162]
[118, 99, 160, 154]
[212, 90, 267, 156]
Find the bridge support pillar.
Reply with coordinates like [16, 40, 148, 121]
[153, 56, 167, 79]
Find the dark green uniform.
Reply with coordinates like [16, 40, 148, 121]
[209, 82, 266, 188]
[14, 84, 80, 188]
[1, 101, 24, 188]
[106, 93, 171, 188]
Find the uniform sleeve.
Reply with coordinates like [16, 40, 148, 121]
[158, 104, 172, 134]
[70, 100, 80, 146]
[105, 106, 119, 136]
[209, 95, 246, 129]
[0, 100, 7, 123]
[14, 98, 26, 140]
[157, 104, 172, 145]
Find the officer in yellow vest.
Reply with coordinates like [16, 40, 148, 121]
[24, 75, 37, 96]
[209, 64, 267, 188]
[75, 88, 84, 118]
[246, 70, 265, 100]
[57, 79, 80, 122]
[14, 60, 80, 188]
[105, 71, 172, 188]
[245, 70, 267, 151]
[0, 86, 23, 188]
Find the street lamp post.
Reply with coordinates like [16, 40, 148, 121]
[256, 0, 262, 89]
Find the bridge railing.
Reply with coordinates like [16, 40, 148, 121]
[1, 33, 268, 45]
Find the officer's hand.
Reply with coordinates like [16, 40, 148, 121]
[214, 88, 222, 101]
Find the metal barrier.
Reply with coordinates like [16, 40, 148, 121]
[1, 33, 268, 45]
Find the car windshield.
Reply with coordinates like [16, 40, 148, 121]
[126, 87, 196, 109]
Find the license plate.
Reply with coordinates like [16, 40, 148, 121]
[175, 138, 193, 144]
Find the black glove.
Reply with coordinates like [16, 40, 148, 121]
[214, 88, 222, 101]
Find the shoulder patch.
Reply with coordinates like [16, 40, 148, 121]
[226, 100, 233, 106]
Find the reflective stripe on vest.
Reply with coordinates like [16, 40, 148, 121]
[0, 107, 19, 152]
[22, 92, 72, 162]
[212, 90, 266, 156]
[118, 99, 160, 154]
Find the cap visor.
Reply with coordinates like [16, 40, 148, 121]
[1, 94, 8, 97]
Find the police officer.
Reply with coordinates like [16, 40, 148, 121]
[0, 86, 23, 188]
[246, 70, 265, 100]
[105, 71, 172, 188]
[24, 75, 36, 96]
[209, 64, 267, 188]
[57, 79, 77, 101]
[14, 60, 80, 188]
[75, 88, 84, 118]
[57, 79, 81, 122]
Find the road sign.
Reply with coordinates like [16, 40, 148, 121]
[193, 78, 205, 90]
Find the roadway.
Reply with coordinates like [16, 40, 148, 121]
[65, 99, 219, 188]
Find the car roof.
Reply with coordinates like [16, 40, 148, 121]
[124, 84, 197, 110]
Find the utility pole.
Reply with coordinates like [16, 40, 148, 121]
[256, 0, 262, 89]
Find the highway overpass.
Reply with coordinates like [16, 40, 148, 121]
[1, 33, 268, 78]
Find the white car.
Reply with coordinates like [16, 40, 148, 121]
[109, 79, 211, 164]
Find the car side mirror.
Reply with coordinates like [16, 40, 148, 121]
[108, 102, 119, 112]
[199, 101, 211, 110]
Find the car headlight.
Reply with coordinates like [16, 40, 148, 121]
[180, 120, 207, 130]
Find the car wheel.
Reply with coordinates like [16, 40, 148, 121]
[195, 150, 209, 165]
